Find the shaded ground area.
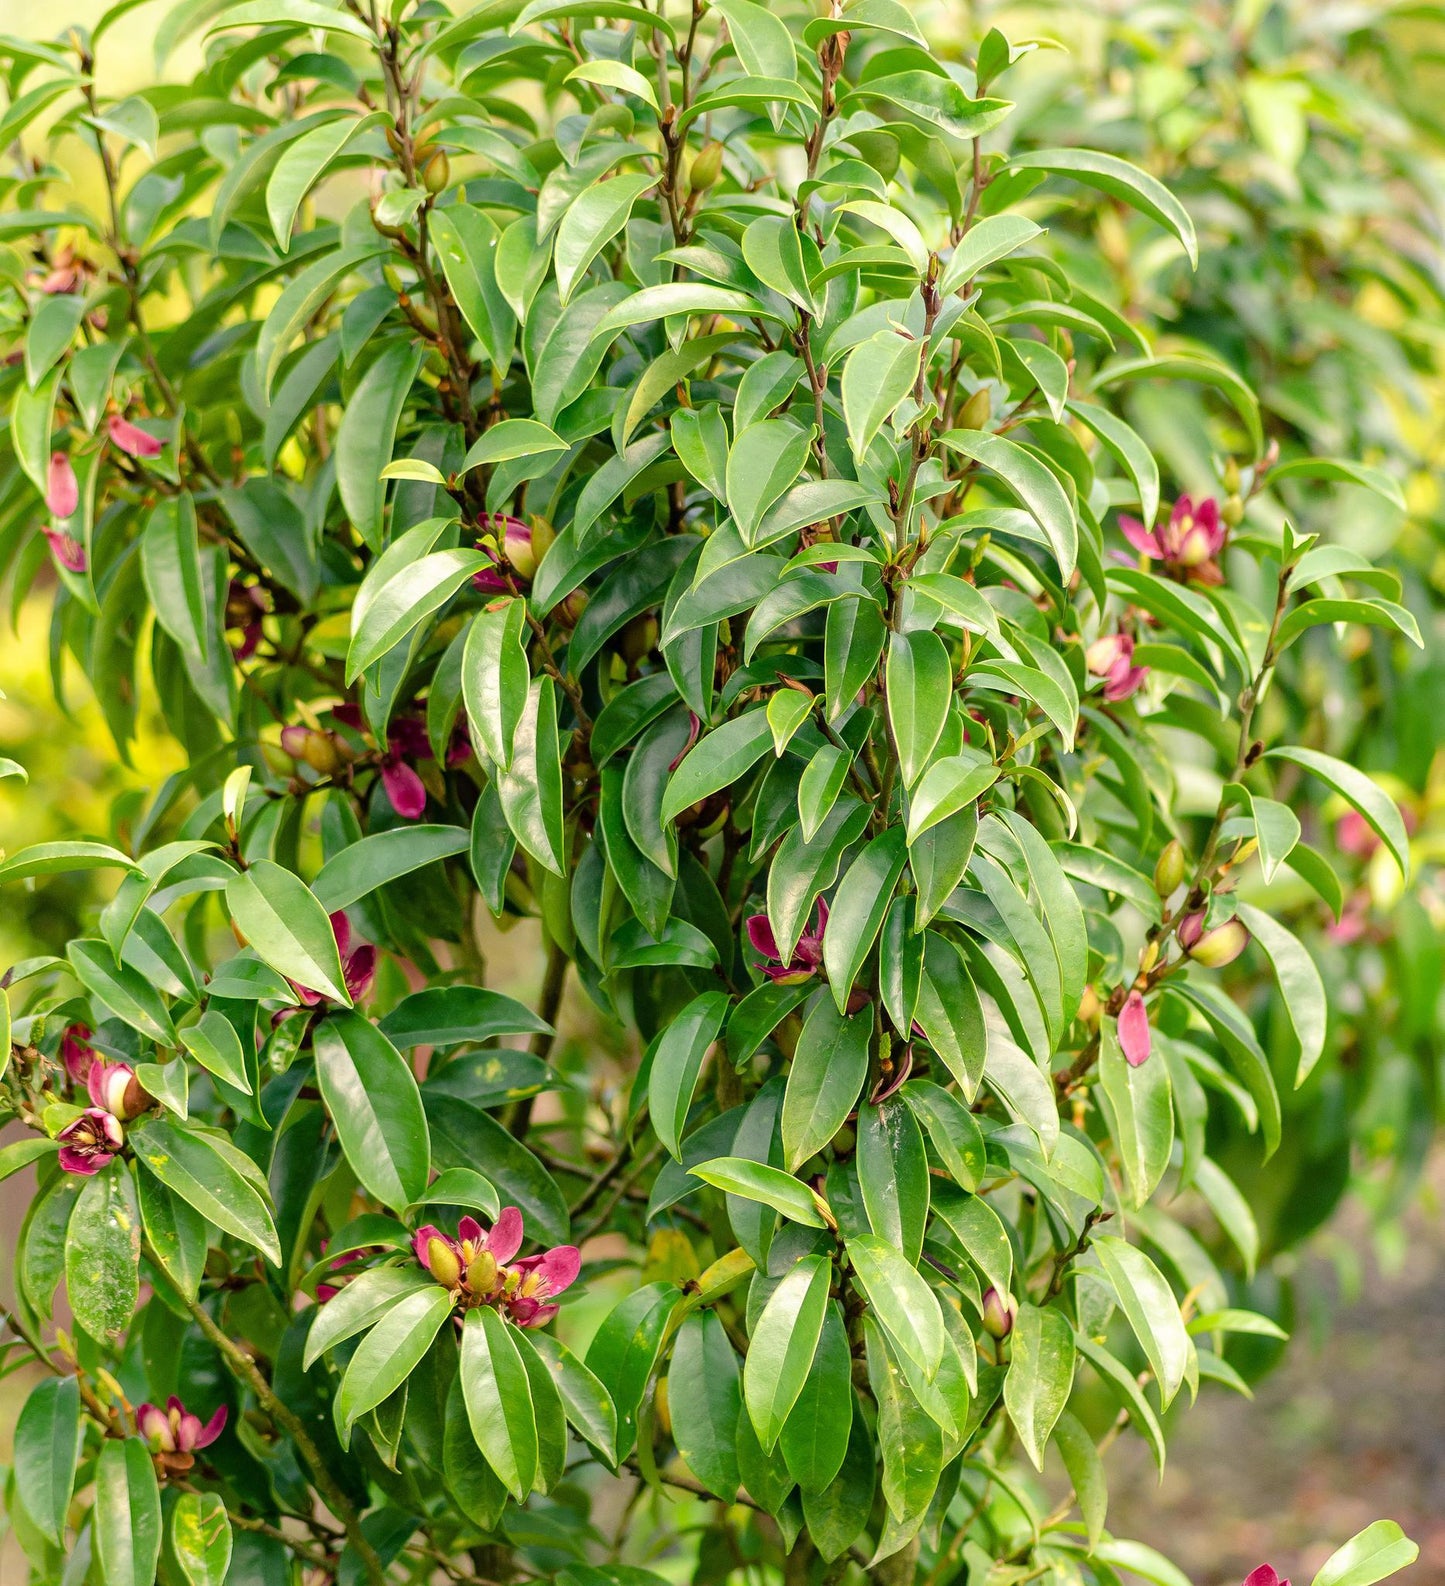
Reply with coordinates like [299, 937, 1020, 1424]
[1108, 1179, 1445, 1586]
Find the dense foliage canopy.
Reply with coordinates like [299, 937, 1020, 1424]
[0, 3, 1433, 1585]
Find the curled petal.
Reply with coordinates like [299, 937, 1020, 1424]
[532, 1244, 581, 1297]
[745, 913, 781, 963]
[344, 945, 376, 1003]
[514, 1301, 559, 1329]
[43, 527, 86, 573]
[1102, 660, 1149, 703]
[58, 1144, 110, 1175]
[190, 1404, 228, 1450]
[458, 1215, 485, 1247]
[46, 452, 78, 518]
[381, 757, 427, 820]
[486, 1206, 525, 1264]
[1118, 991, 1152, 1068]
[137, 1402, 175, 1451]
[61, 1024, 94, 1085]
[107, 414, 163, 458]
[328, 911, 352, 960]
[1118, 514, 1163, 558]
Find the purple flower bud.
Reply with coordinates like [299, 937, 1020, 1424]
[1189, 917, 1250, 967]
[43, 526, 86, 573]
[107, 414, 163, 459]
[46, 452, 78, 518]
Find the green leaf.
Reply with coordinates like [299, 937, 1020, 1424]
[210, 0, 377, 40]
[779, 1300, 852, 1495]
[781, 998, 871, 1171]
[313, 824, 470, 912]
[267, 111, 388, 250]
[914, 931, 986, 1098]
[939, 428, 1077, 577]
[726, 420, 813, 545]
[854, 73, 1012, 141]
[1096, 353, 1262, 459]
[383, 984, 548, 1048]
[712, 0, 797, 79]
[130, 1119, 281, 1265]
[66, 938, 175, 1045]
[429, 206, 516, 371]
[1234, 904, 1327, 1087]
[1096, 1014, 1172, 1207]
[592, 283, 778, 341]
[822, 827, 909, 1012]
[314, 1012, 430, 1212]
[846, 1232, 944, 1381]
[461, 1304, 538, 1499]
[556, 171, 656, 303]
[901, 1079, 985, 1191]
[170, 1492, 233, 1586]
[179, 1010, 250, 1091]
[843, 328, 919, 463]
[1003, 1301, 1076, 1470]
[744, 1254, 831, 1452]
[336, 340, 426, 551]
[225, 860, 350, 1004]
[529, 1332, 618, 1464]
[690, 1157, 830, 1229]
[857, 1095, 929, 1264]
[141, 495, 208, 662]
[94, 1437, 162, 1586]
[463, 599, 531, 771]
[1270, 457, 1407, 512]
[495, 676, 567, 874]
[1310, 1523, 1420, 1586]
[886, 628, 952, 787]
[670, 1311, 742, 1499]
[1266, 746, 1410, 878]
[937, 213, 1043, 296]
[1275, 596, 1422, 652]
[346, 549, 487, 682]
[26, 293, 85, 388]
[1249, 794, 1301, 883]
[906, 756, 998, 845]
[1009, 146, 1198, 265]
[303, 1266, 433, 1366]
[460, 418, 566, 472]
[1092, 1235, 1191, 1409]
[585, 1282, 676, 1459]
[661, 709, 773, 823]
[15, 1376, 82, 1547]
[649, 991, 729, 1159]
[1053, 1409, 1107, 1549]
[337, 1283, 456, 1437]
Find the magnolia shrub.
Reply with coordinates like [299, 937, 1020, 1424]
[0, 3, 1427, 1585]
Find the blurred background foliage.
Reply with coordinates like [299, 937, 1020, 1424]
[1, 0, 1443, 1562]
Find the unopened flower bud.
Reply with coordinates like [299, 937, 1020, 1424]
[423, 150, 450, 193]
[1154, 840, 1186, 897]
[959, 387, 991, 431]
[690, 140, 724, 191]
[1189, 918, 1250, 967]
[1222, 494, 1245, 527]
[552, 587, 588, 628]
[1221, 458, 1241, 493]
[1176, 908, 1207, 952]
[618, 613, 658, 664]
[426, 1237, 462, 1290]
[981, 1287, 1017, 1340]
[1077, 984, 1102, 1027]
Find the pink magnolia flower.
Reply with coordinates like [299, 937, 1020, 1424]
[331, 705, 434, 819]
[472, 513, 536, 593]
[137, 1396, 227, 1469]
[61, 1023, 95, 1086]
[501, 1244, 583, 1329]
[1243, 1568, 1289, 1586]
[107, 414, 163, 458]
[1085, 632, 1149, 703]
[1178, 910, 1250, 967]
[46, 453, 78, 518]
[289, 912, 375, 1008]
[747, 898, 828, 984]
[43, 527, 86, 574]
[87, 1060, 150, 1122]
[56, 1108, 124, 1175]
[414, 1208, 581, 1326]
[1118, 989, 1151, 1068]
[1119, 495, 1227, 584]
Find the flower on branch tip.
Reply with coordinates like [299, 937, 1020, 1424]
[747, 897, 828, 984]
[1242, 1567, 1290, 1586]
[107, 414, 163, 459]
[414, 1208, 581, 1326]
[1118, 989, 1152, 1068]
[1085, 631, 1149, 702]
[1119, 495, 1227, 584]
[88, 1059, 150, 1122]
[56, 1108, 123, 1175]
[47, 452, 78, 519]
[137, 1396, 227, 1470]
[1178, 910, 1250, 967]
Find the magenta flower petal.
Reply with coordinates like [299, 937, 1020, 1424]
[486, 1206, 525, 1264]
[43, 527, 86, 573]
[191, 1404, 227, 1449]
[57, 1145, 108, 1175]
[137, 1402, 175, 1450]
[532, 1244, 581, 1297]
[515, 1301, 559, 1329]
[1118, 990, 1152, 1068]
[107, 414, 163, 458]
[412, 1224, 448, 1269]
[1243, 1568, 1285, 1586]
[381, 757, 427, 819]
[458, 1215, 485, 1247]
[344, 945, 376, 1002]
[46, 452, 78, 518]
[746, 913, 781, 962]
[1118, 514, 1162, 557]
